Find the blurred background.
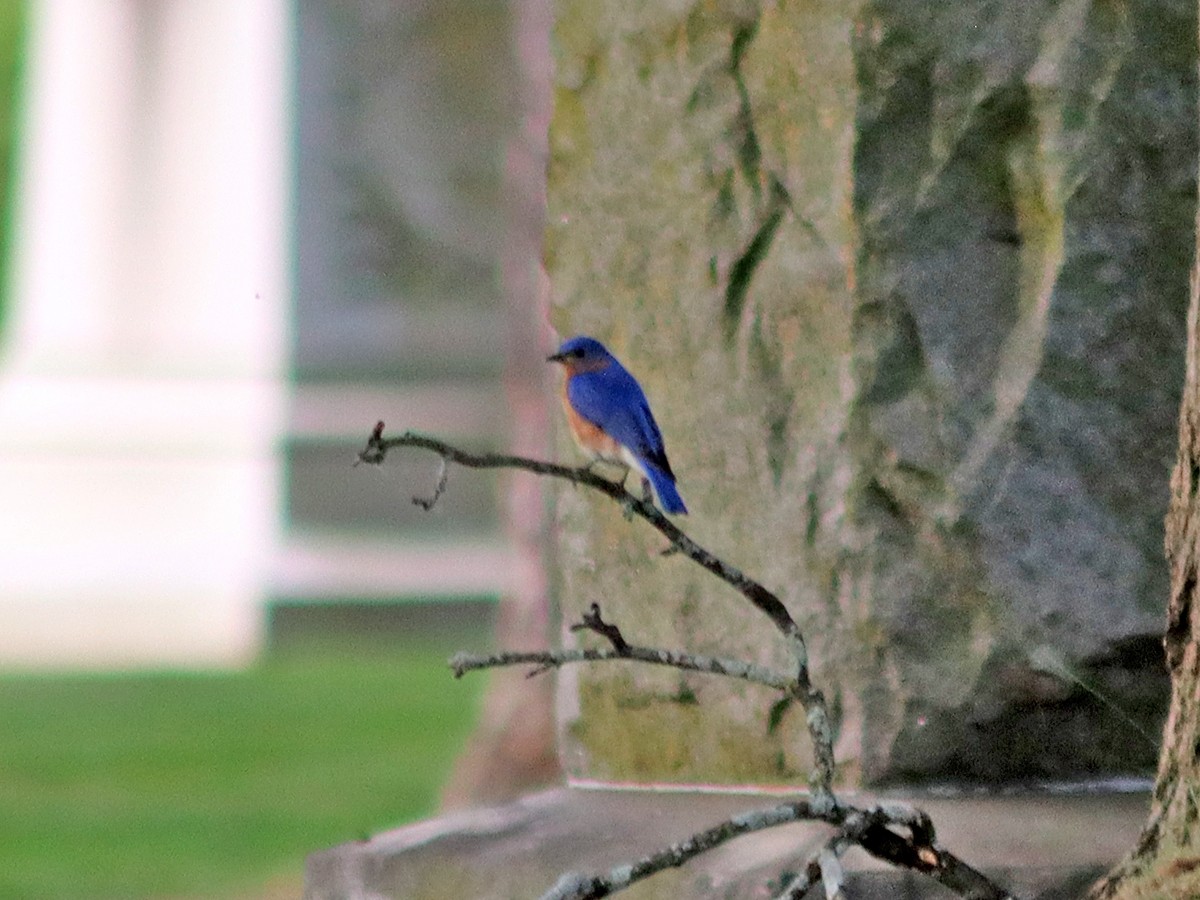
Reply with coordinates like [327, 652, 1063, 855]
[0, 1, 541, 896]
[2, 0, 1194, 896]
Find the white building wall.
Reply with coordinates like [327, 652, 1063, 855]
[0, 0, 290, 666]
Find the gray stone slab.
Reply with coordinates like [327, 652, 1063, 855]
[304, 786, 1148, 899]
[544, 0, 1191, 789]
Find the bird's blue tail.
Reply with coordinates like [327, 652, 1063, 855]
[643, 463, 687, 515]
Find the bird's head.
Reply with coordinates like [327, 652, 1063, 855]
[547, 335, 614, 374]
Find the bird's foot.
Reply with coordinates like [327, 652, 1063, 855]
[621, 496, 637, 521]
[640, 477, 654, 507]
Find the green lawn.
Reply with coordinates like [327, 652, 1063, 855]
[0, 636, 487, 899]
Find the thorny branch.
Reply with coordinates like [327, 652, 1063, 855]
[357, 424, 1016, 900]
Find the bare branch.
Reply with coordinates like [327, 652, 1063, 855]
[539, 797, 844, 900]
[871, 801, 937, 847]
[773, 844, 837, 900]
[774, 859, 822, 900]
[357, 428, 800, 638]
[537, 797, 1013, 900]
[773, 806, 1012, 900]
[449, 643, 793, 693]
[351, 421, 387, 467]
[818, 844, 847, 899]
[773, 809, 867, 900]
[361, 426, 1017, 900]
[412, 456, 448, 511]
[571, 603, 630, 653]
[854, 816, 1015, 900]
[358, 425, 836, 794]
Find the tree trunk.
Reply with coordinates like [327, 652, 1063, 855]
[1090, 203, 1200, 898]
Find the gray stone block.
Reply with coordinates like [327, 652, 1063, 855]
[546, 0, 1190, 786]
[304, 786, 1148, 899]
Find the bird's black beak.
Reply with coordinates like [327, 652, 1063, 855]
[546, 352, 566, 363]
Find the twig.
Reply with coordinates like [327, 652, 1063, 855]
[358, 425, 836, 794]
[412, 457, 448, 511]
[539, 797, 844, 900]
[449, 642, 793, 692]
[536, 797, 1012, 900]
[853, 816, 1013, 900]
[775, 858, 822, 900]
[357, 427, 798, 635]
[360, 425, 1017, 900]
[571, 602, 630, 653]
[774, 811, 867, 900]
[817, 844, 847, 899]
[772, 805, 1013, 900]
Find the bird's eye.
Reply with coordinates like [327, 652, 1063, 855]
[571, 348, 585, 358]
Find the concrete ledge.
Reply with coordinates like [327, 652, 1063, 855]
[304, 785, 1147, 899]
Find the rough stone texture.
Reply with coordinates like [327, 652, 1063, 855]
[848, 0, 1194, 785]
[304, 785, 1149, 900]
[546, 0, 1195, 786]
[548, 0, 862, 788]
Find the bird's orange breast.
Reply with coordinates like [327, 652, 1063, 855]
[561, 379, 623, 461]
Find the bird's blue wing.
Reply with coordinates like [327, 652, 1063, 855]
[566, 365, 672, 475]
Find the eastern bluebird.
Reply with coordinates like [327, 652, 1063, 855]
[547, 335, 688, 515]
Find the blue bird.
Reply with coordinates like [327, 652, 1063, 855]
[547, 335, 687, 515]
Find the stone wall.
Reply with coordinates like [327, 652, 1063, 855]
[547, 0, 1195, 785]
